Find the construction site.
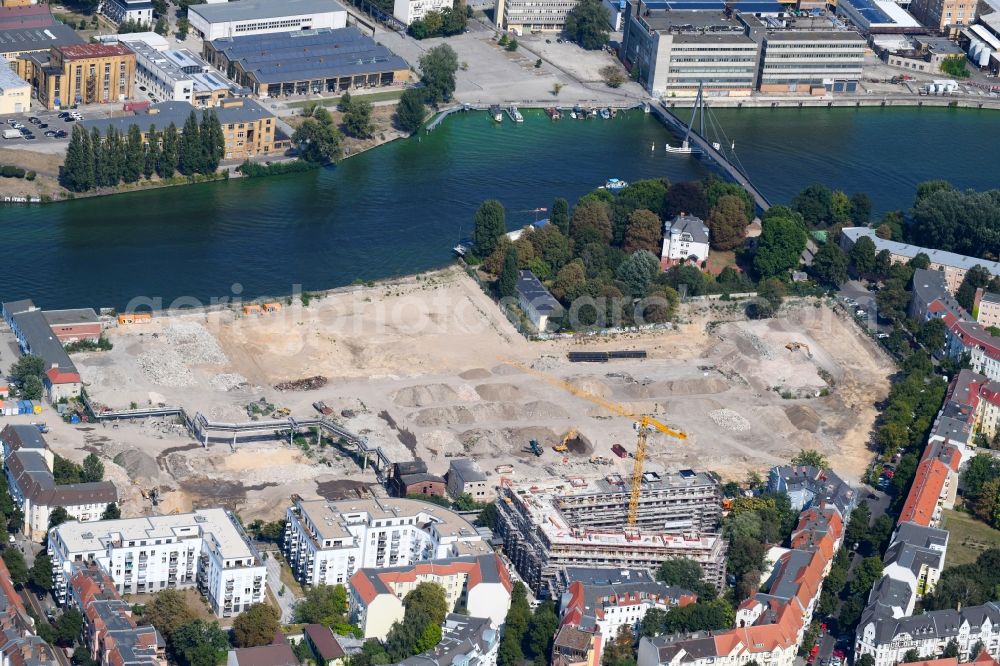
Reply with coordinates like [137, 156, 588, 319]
[39, 266, 894, 524]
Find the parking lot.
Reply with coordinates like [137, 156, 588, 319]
[2, 109, 81, 147]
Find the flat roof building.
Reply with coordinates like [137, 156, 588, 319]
[15, 42, 136, 109]
[126, 39, 237, 107]
[0, 63, 29, 114]
[101, 0, 154, 27]
[446, 458, 489, 502]
[203, 27, 409, 98]
[0, 4, 55, 30]
[189, 0, 348, 41]
[0, 23, 83, 63]
[757, 29, 866, 93]
[837, 0, 923, 33]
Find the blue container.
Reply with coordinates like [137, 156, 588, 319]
[69, 415, 80, 425]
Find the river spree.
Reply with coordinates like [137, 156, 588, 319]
[3, 106, 998, 309]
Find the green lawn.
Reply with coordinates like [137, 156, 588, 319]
[287, 90, 405, 109]
[941, 509, 1000, 567]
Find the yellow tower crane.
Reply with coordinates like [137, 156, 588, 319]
[502, 360, 687, 527]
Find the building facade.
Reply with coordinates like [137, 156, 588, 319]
[909, 0, 976, 33]
[128, 40, 234, 106]
[516, 270, 563, 331]
[446, 458, 489, 501]
[16, 42, 135, 109]
[349, 554, 513, 639]
[0, 65, 29, 114]
[393, 0, 451, 24]
[661, 214, 710, 268]
[757, 31, 865, 93]
[101, 0, 154, 27]
[189, 0, 348, 41]
[284, 496, 490, 588]
[977, 292, 1000, 328]
[495, 0, 577, 33]
[0, 23, 82, 65]
[3, 300, 82, 403]
[49, 508, 265, 618]
[42, 308, 102, 343]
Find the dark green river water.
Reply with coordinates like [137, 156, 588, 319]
[3, 106, 997, 309]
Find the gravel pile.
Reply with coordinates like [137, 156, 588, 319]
[162, 322, 228, 365]
[211, 373, 248, 391]
[745, 332, 773, 359]
[137, 350, 195, 387]
[708, 408, 751, 432]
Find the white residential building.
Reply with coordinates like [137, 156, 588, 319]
[515, 270, 563, 332]
[661, 214, 710, 269]
[48, 508, 265, 618]
[283, 496, 491, 588]
[393, 0, 452, 24]
[101, 0, 154, 27]
[189, 0, 348, 41]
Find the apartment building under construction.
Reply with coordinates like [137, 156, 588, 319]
[496, 470, 726, 598]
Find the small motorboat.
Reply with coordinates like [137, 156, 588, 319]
[546, 107, 562, 120]
[600, 108, 611, 119]
[601, 178, 629, 191]
[506, 105, 524, 122]
[573, 105, 584, 118]
[489, 104, 503, 122]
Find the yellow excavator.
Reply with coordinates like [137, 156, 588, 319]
[503, 360, 686, 528]
[553, 428, 576, 453]
[785, 342, 813, 358]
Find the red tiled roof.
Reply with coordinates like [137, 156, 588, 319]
[58, 43, 134, 59]
[898, 459, 950, 526]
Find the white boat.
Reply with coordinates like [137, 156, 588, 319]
[600, 108, 611, 119]
[489, 104, 503, 122]
[665, 140, 701, 154]
[600, 178, 629, 191]
[506, 105, 524, 122]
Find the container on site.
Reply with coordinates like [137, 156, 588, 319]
[32, 404, 42, 414]
[69, 414, 81, 424]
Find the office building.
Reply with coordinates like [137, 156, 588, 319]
[81, 97, 279, 162]
[189, 0, 348, 41]
[910, 0, 976, 33]
[0, 64, 28, 114]
[101, 0, 154, 27]
[394, 0, 452, 24]
[49, 508, 266, 618]
[495, 473, 727, 597]
[127, 40, 236, 106]
[284, 495, 491, 588]
[0, 23, 82, 64]
[495, 0, 577, 33]
[757, 30, 865, 93]
[1, 424, 117, 541]
[621, 6, 759, 97]
[661, 214, 710, 268]
[3, 300, 82, 403]
[16, 42, 135, 109]
[446, 458, 489, 502]
[349, 554, 512, 639]
[203, 27, 409, 98]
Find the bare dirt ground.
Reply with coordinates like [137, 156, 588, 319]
[61, 267, 893, 522]
[281, 105, 405, 158]
[0, 148, 62, 199]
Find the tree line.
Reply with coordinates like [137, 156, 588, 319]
[407, 0, 468, 39]
[62, 110, 225, 192]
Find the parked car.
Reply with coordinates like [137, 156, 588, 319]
[877, 332, 889, 339]
[58, 112, 70, 119]
[55, 130, 68, 138]
[37, 123, 47, 129]
[28, 117, 39, 124]
[43, 131, 56, 137]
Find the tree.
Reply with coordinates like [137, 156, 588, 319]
[849, 235, 877, 278]
[940, 55, 970, 78]
[942, 639, 960, 659]
[123, 124, 144, 183]
[903, 649, 921, 663]
[62, 124, 95, 192]
[53, 608, 83, 647]
[338, 91, 354, 113]
[144, 588, 197, 641]
[600, 65, 626, 88]
[21, 375, 43, 401]
[144, 126, 159, 179]
[856, 654, 875, 666]
[48, 507, 70, 529]
[810, 241, 848, 286]
[623, 209, 662, 254]
[199, 111, 224, 173]
[791, 449, 828, 469]
[499, 247, 519, 298]
[551, 197, 570, 236]
[917, 317, 947, 354]
[757, 278, 786, 310]
[11, 355, 43, 385]
[82, 453, 104, 483]
[656, 558, 703, 589]
[664, 181, 708, 219]
[602, 624, 636, 666]
[957, 265, 992, 311]
[395, 89, 427, 133]
[170, 619, 230, 666]
[571, 199, 612, 246]
[844, 502, 871, 549]
[293, 107, 343, 165]
[294, 584, 349, 625]
[707, 195, 749, 251]
[616, 250, 660, 298]
[526, 601, 559, 658]
[754, 210, 807, 279]
[232, 603, 280, 648]
[874, 249, 893, 280]
[178, 111, 202, 175]
[29, 553, 53, 592]
[73, 646, 98, 666]
[850, 192, 872, 225]
[102, 502, 121, 520]
[419, 44, 459, 105]
[564, 0, 610, 49]
[53, 456, 82, 485]
[473, 200, 507, 257]
[2, 548, 27, 586]
[792, 183, 834, 228]
[344, 97, 375, 139]
[159, 123, 179, 178]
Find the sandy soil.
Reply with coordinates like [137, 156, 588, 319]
[0, 148, 62, 199]
[62, 268, 893, 522]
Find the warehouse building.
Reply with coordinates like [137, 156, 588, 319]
[0, 23, 83, 64]
[203, 27, 409, 97]
[189, 0, 348, 41]
[0, 3, 56, 30]
[495, 473, 728, 598]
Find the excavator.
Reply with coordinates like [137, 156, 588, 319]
[553, 428, 576, 453]
[504, 360, 686, 528]
[785, 342, 813, 359]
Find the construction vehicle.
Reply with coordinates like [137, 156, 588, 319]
[553, 428, 576, 453]
[785, 342, 813, 358]
[503, 360, 686, 528]
[526, 440, 543, 456]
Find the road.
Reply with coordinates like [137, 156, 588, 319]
[20, 588, 68, 666]
[837, 281, 892, 337]
[263, 552, 301, 623]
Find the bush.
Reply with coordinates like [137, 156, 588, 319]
[237, 159, 317, 178]
[25, 171, 36, 181]
[0, 165, 25, 178]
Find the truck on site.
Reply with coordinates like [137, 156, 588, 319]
[2, 129, 20, 139]
[527, 440, 543, 456]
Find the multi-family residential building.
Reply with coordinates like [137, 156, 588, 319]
[101, 0, 154, 27]
[446, 458, 489, 502]
[49, 508, 265, 618]
[69, 564, 166, 666]
[15, 43, 136, 109]
[857, 602, 1000, 666]
[974, 291, 1000, 328]
[910, 268, 966, 323]
[81, 98, 280, 163]
[637, 468, 850, 666]
[284, 495, 490, 588]
[841, 227, 1000, 293]
[396, 615, 500, 666]
[2, 300, 84, 403]
[188, 0, 348, 41]
[557, 568, 696, 663]
[349, 554, 513, 639]
[495, 0, 577, 33]
[495, 473, 727, 598]
[660, 215, 710, 269]
[910, 0, 976, 34]
[552, 624, 600, 666]
[127, 40, 235, 107]
[622, 7, 758, 98]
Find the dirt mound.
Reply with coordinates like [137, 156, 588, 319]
[413, 400, 568, 427]
[460, 368, 492, 380]
[393, 384, 460, 407]
[476, 383, 521, 401]
[491, 363, 523, 376]
[664, 378, 730, 395]
[785, 405, 821, 432]
[413, 406, 477, 426]
[568, 377, 613, 397]
[112, 449, 159, 482]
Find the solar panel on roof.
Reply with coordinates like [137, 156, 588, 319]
[842, 0, 892, 22]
